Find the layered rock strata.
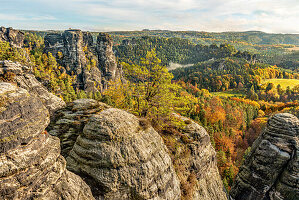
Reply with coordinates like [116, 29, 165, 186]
[66, 108, 181, 200]
[230, 113, 299, 200]
[0, 60, 65, 114]
[48, 98, 111, 157]
[44, 30, 123, 93]
[0, 82, 94, 200]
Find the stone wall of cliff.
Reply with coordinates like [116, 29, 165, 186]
[0, 82, 94, 200]
[230, 113, 299, 200]
[66, 108, 181, 199]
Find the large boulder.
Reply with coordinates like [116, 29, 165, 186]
[66, 108, 181, 199]
[0, 60, 65, 114]
[0, 82, 94, 200]
[230, 113, 299, 200]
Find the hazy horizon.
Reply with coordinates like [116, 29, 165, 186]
[11, 28, 299, 35]
[1, 0, 299, 34]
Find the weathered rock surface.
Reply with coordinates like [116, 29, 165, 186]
[230, 113, 299, 200]
[48, 98, 111, 157]
[0, 60, 65, 114]
[0, 82, 94, 200]
[0, 27, 24, 48]
[171, 114, 228, 200]
[66, 108, 181, 200]
[44, 30, 123, 93]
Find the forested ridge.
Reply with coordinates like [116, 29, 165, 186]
[115, 36, 239, 65]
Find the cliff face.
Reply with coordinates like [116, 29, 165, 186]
[0, 60, 65, 114]
[96, 33, 120, 90]
[0, 82, 94, 200]
[0, 27, 24, 48]
[44, 30, 123, 93]
[230, 113, 299, 200]
[44, 30, 89, 82]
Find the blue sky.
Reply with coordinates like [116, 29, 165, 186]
[1, 0, 298, 33]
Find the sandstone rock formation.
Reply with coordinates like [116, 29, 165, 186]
[0, 82, 94, 200]
[44, 30, 123, 93]
[0, 27, 24, 48]
[230, 113, 299, 200]
[66, 108, 181, 200]
[48, 98, 111, 157]
[0, 60, 65, 114]
[171, 114, 228, 200]
[96, 33, 122, 90]
[48, 98, 228, 199]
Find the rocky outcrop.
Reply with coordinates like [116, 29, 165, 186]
[66, 108, 181, 200]
[48, 98, 111, 157]
[48, 99, 227, 199]
[44, 30, 89, 81]
[44, 30, 123, 93]
[0, 60, 65, 114]
[171, 114, 228, 200]
[0, 82, 94, 200]
[230, 113, 299, 200]
[0, 27, 24, 48]
[96, 33, 122, 90]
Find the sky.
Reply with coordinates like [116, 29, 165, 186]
[0, 0, 298, 33]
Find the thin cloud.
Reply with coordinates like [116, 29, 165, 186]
[0, 0, 298, 33]
[0, 14, 56, 21]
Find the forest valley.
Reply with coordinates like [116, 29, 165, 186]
[0, 30, 298, 192]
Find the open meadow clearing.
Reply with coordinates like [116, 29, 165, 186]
[261, 79, 299, 89]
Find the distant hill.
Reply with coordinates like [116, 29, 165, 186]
[106, 30, 299, 46]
